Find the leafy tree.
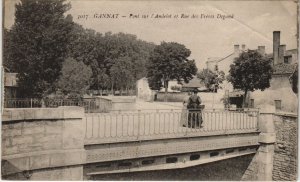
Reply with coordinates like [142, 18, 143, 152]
[197, 69, 225, 92]
[146, 42, 197, 101]
[110, 56, 135, 93]
[67, 29, 155, 91]
[3, 28, 14, 72]
[227, 50, 273, 107]
[57, 58, 92, 98]
[8, 0, 74, 98]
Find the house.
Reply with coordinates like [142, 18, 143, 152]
[249, 31, 298, 113]
[206, 31, 298, 112]
[4, 72, 18, 99]
[181, 76, 207, 92]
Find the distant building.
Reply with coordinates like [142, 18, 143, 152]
[249, 31, 298, 113]
[4, 72, 18, 99]
[207, 31, 298, 112]
[181, 77, 207, 92]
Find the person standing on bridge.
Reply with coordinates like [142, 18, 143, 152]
[186, 90, 203, 128]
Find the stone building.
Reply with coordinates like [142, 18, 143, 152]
[250, 31, 298, 113]
[4, 72, 18, 99]
[206, 31, 298, 112]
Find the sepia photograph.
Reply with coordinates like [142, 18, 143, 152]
[1, 0, 298, 181]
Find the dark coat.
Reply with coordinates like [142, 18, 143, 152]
[187, 95, 202, 109]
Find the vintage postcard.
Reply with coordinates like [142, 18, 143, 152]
[1, 0, 298, 181]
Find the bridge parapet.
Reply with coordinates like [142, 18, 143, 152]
[2, 107, 85, 180]
[84, 109, 259, 144]
[2, 107, 261, 180]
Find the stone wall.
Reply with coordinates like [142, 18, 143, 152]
[1, 107, 85, 180]
[272, 113, 297, 181]
[241, 111, 276, 181]
[250, 76, 298, 113]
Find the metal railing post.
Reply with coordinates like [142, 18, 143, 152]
[138, 110, 141, 138]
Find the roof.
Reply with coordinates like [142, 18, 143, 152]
[207, 57, 221, 63]
[273, 63, 297, 75]
[216, 53, 235, 63]
[267, 49, 297, 58]
[182, 77, 205, 88]
[229, 90, 244, 97]
[285, 49, 297, 57]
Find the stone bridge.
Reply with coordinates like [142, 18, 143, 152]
[1, 107, 297, 180]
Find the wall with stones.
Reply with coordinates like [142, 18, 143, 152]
[1, 107, 85, 180]
[272, 114, 297, 181]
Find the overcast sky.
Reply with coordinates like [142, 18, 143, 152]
[4, 0, 298, 68]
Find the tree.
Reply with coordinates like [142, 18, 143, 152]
[57, 58, 92, 98]
[110, 56, 135, 93]
[67, 29, 155, 91]
[8, 0, 74, 98]
[227, 50, 273, 107]
[197, 69, 225, 92]
[3, 28, 14, 72]
[146, 42, 197, 101]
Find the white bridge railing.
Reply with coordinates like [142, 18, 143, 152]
[84, 109, 259, 144]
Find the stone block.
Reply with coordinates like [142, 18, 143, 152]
[61, 106, 85, 119]
[29, 165, 83, 180]
[22, 126, 44, 135]
[38, 134, 61, 143]
[29, 155, 50, 170]
[30, 167, 63, 180]
[61, 166, 83, 180]
[49, 150, 84, 167]
[259, 105, 275, 114]
[45, 124, 63, 134]
[18, 144, 43, 154]
[22, 121, 44, 128]
[258, 144, 275, 153]
[3, 138, 12, 147]
[42, 142, 62, 150]
[2, 129, 22, 137]
[45, 120, 63, 126]
[12, 136, 33, 145]
[259, 133, 276, 144]
[258, 114, 275, 133]
[62, 119, 85, 149]
[2, 145, 19, 155]
[34, 109, 64, 120]
[3, 107, 84, 122]
[2, 122, 23, 130]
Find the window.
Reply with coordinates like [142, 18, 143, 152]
[284, 56, 292, 64]
[275, 100, 282, 110]
[215, 65, 218, 71]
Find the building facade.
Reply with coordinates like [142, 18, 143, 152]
[206, 31, 298, 112]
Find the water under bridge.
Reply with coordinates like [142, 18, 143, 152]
[1, 106, 281, 180]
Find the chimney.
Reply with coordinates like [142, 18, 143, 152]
[258, 46, 265, 55]
[234, 45, 240, 57]
[273, 31, 280, 65]
[241, 44, 246, 51]
[278, 45, 286, 64]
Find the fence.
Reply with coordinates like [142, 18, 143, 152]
[84, 109, 259, 144]
[4, 98, 112, 113]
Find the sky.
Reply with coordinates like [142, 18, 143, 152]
[4, 0, 298, 69]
